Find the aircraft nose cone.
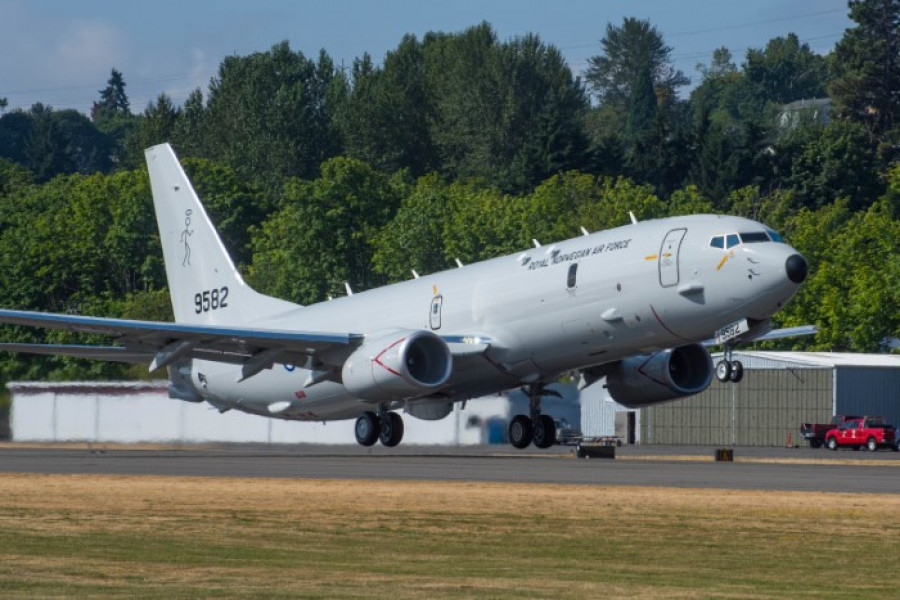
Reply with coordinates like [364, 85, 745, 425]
[785, 254, 808, 284]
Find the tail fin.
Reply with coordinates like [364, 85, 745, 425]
[145, 143, 299, 325]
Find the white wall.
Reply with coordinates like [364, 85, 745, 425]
[9, 382, 518, 445]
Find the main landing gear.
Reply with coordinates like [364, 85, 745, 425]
[509, 384, 558, 450]
[355, 405, 404, 447]
[715, 346, 744, 383]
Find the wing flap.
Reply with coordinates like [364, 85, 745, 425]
[0, 343, 153, 363]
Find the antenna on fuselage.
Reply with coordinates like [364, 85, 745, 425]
[455, 258, 464, 268]
[532, 239, 541, 248]
[629, 211, 638, 224]
[580, 226, 590, 236]
[344, 282, 354, 296]
[411, 270, 420, 279]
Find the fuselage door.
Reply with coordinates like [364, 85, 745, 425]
[659, 228, 687, 287]
[429, 295, 443, 330]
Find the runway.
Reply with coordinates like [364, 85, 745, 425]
[2, 444, 899, 493]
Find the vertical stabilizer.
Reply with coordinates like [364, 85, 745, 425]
[145, 143, 299, 325]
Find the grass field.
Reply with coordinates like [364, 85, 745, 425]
[0, 474, 898, 598]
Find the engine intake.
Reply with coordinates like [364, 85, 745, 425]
[342, 329, 453, 402]
[605, 343, 713, 407]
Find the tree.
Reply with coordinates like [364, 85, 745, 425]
[423, 24, 589, 192]
[779, 196, 899, 351]
[625, 62, 657, 145]
[829, 0, 900, 152]
[202, 42, 342, 187]
[788, 120, 882, 210]
[91, 68, 130, 118]
[91, 69, 135, 166]
[337, 37, 437, 176]
[743, 34, 828, 106]
[248, 157, 399, 304]
[371, 173, 451, 282]
[123, 93, 182, 168]
[585, 18, 689, 112]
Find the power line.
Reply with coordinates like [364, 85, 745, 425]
[558, 7, 847, 51]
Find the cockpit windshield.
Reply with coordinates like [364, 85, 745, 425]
[709, 229, 785, 249]
[739, 232, 770, 243]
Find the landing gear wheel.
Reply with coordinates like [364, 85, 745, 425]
[532, 414, 557, 449]
[715, 360, 732, 382]
[379, 412, 404, 447]
[509, 415, 533, 449]
[355, 411, 379, 447]
[729, 360, 744, 383]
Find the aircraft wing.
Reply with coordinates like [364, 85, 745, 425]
[0, 309, 363, 377]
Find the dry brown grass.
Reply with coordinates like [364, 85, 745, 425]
[0, 474, 898, 598]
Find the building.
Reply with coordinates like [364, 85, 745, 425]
[8, 380, 580, 445]
[639, 351, 900, 446]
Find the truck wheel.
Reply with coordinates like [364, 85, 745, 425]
[809, 439, 822, 449]
[826, 437, 838, 451]
[866, 437, 878, 452]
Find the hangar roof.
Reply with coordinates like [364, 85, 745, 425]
[725, 351, 900, 369]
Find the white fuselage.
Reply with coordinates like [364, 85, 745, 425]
[194, 214, 803, 421]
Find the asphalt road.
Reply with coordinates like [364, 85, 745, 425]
[1, 444, 899, 493]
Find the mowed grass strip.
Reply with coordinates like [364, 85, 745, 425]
[0, 474, 897, 598]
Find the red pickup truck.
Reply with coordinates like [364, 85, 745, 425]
[824, 417, 898, 452]
[800, 415, 861, 448]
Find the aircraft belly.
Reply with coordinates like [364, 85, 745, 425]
[191, 360, 363, 421]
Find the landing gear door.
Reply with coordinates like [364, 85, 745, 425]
[429, 295, 443, 330]
[659, 228, 686, 287]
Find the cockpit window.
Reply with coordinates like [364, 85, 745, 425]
[766, 228, 784, 243]
[739, 231, 770, 243]
[710, 236, 724, 249]
[726, 234, 740, 249]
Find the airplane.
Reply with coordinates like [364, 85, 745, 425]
[0, 143, 809, 449]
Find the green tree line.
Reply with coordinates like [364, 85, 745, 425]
[0, 2, 897, 398]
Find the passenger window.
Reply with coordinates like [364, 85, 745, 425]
[567, 263, 578, 289]
[726, 234, 740, 249]
[710, 236, 724, 249]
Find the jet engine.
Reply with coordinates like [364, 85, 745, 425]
[342, 329, 453, 402]
[605, 343, 713, 408]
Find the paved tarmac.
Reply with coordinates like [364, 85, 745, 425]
[1, 444, 898, 493]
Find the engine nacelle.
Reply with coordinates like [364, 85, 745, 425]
[405, 398, 454, 421]
[342, 329, 453, 402]
[605, 343, 713, 408]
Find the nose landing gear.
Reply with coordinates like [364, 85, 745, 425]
[715, 346, 744, 383]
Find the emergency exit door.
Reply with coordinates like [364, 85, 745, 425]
[429, 295, 443, 330]
[659, 228, 686, 287]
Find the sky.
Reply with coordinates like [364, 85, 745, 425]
[0, 0, 854, 114]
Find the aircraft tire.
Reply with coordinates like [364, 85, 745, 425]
[715, 360, 732, 382]
[729, 360, 744, 383]
[532, 415, 557, 449]
[355, 411, 380, 447]
[509, 415, 533, 449]
[379, 412, 404, 447]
